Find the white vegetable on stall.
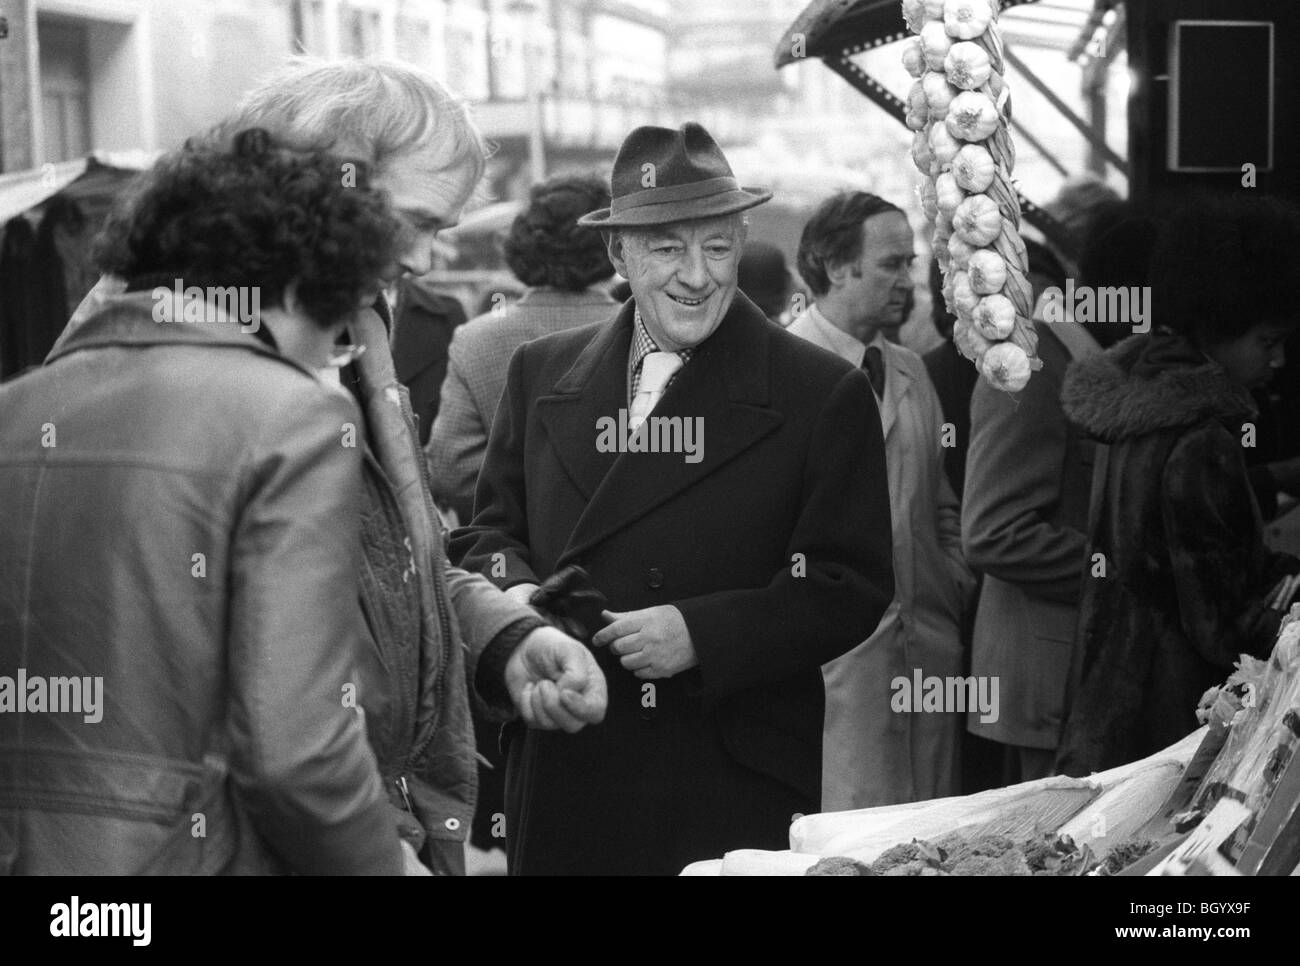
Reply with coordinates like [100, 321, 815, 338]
[979, 341, 1032, 392]
[966, 248, 1007, 294]
[943, 41, 992, 90]
[946, 90, 1000, 141]
[928, 120, 962, 167]
[951, 142, 996, 192]
[903, 38, 927, 78]
[904, 0, 1043, 392]
[1056, 761, 1186, 850]
[952, 193, 1002, 247]
[923, 71, 958, 119]
[943, 0, 995, 40]
[920, 20, 953, 69]
[935, 171, 964, 217]
[972, 293, 1016, 339]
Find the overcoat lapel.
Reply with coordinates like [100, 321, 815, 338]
[879, 345, 915, 442]
[537, 296, 784, 563]
[534, 302, 634, 500]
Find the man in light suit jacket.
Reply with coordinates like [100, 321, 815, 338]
[790, 191, 975, 809]
[450, 123, 894, 875]
[428, 174, 619, 524]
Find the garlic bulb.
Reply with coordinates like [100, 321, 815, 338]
[920, 179, 939, 222]
[902, 0, 928, 34]
[951, 142, 996, 192]
[972, 293, 1016, 339]
[951, 270, 979, 314]
[946, 90, 1000, 141]
[934, 208, 954, 239]
[902, 38, 926, 78]
[980, 341, 1032, 392]
[935, 171, 964, 217]
[923, 71, 957, 119]
[906, 80, 930, 131]
[954, 315, 992, 361]
[929, 121, 961, 166]
[952, 193, 1002, 247]
[967, 248, 1007, 294]
[947, 233, 976, 270]
[943, 41, 992, 91]
[944, 0, 994, 41]
[920, 20, 952, 70]
[912, 129, 933, 175]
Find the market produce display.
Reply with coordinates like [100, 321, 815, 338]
[901, 0, 1040, 391]
[802, 832, 1159, 876]
[1183, 610, 1300, 864]
[680, 606, 1300, 876]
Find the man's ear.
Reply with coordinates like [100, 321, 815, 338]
[606, 232, 630, 280]
[824, 258, 851, 289]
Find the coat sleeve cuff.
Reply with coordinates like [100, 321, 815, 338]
[475, 615, 549, 713]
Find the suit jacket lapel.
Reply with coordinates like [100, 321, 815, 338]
[547, 295, 784, 563]
[879, 344, 914, 441]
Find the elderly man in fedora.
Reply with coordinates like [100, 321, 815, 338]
[451, 122, 894, 875]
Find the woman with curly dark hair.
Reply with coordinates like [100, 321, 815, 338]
[1056, 193, 1300, 776]
[0, 130, 409, 875]
[94, 127, 399, 365]
[428, 173, 618, 525]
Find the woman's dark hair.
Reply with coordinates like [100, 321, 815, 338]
[1150, 193, 1300, 346]
[1077, 200, 1159, 293]
[94, 127, 401, 329]
[503, 174, 614, 291]
[796, 191, 903, 297]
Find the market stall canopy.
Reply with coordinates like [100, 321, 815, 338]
[0, 150, 156, 224]
[772, 0, 1082, 251]
[774, 0, 1043, 68]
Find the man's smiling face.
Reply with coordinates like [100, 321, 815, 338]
[609, 215, 746, 351]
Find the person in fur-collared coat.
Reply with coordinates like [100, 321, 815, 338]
[1055, 196, 1300, 776]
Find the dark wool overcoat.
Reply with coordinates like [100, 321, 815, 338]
[450, 294, 895, 875]
[1056, 333, 1298, 776]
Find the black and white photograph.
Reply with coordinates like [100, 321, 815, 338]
[0, 0, 1295, 943]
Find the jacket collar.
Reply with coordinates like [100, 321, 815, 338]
[515, 285, 619, 309]
[539, 292, 782, 562]
[1061, 332, 1256, 442]
[46, 291, 310, 374]
[789, 305, 912, 438]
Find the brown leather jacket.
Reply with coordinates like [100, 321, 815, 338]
[0, 293, 401, 874]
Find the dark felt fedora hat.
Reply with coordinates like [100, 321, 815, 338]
[578, 122, 772, 228]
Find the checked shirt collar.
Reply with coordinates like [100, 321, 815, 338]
[627, 308, 695, 406]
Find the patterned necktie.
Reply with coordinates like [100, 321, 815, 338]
[862, 345, 885, 398]
[629, 351, 683, 431]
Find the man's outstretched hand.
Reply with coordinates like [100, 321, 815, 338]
[505, 626, 607, 732]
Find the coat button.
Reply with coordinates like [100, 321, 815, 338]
[445, 817, 461, 832]
[647, 567, 664, 589]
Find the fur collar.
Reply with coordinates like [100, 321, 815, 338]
[1061, 333, 1256, 442]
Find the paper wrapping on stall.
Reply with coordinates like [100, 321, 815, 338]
[681, 728, 1206, 874]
